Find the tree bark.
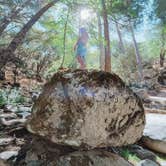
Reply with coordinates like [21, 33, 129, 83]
[60, 9, 70, 68]
[160, 48, 165, 67]
[97, 12, 105, 71]
[129, 20, 143, 81]
[101, 0, 111, 72]
[7, 0, 59, 53]
[160, 29, 166, 67]
[115, 19, 125, 54]
[0, 0, 31, 36]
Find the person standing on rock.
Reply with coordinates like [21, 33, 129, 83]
[74, 27, 89, 69]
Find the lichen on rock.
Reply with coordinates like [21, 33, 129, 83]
[26, 69, 145, 148]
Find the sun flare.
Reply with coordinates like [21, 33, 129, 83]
[80, 9, 91, 20]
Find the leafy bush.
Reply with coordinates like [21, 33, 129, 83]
[112, 45, 137, 84]
[0, 88, 26, 107]
[0, 92, 6, 108]
[120, 149, 131, 160]
[120, 148, 140, 164]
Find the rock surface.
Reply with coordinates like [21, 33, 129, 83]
[16, 138, 132, 166]
[0, 159, 9, 166]
[27, 70, 145, 148]
[0, 151, 18, 160]
[128, 144, 156, 161]
[141, 113, 166, 154]
[54, 150, 133, 166]
[137, 159, 160, 166]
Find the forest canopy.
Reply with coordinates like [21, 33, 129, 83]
[0, 0, 165, 83]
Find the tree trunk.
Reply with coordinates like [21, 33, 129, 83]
[0, 0, 59, 71]
[0, 18, 11, 36]
[129, 20, 143, 81]
[101, 0, 111, 72]
[115, 19, 125, 54]
[160, 48, 165, 67]
[160, 29, 166, 67]
[0, 0, 31, 36]
[60, 9, 70, 68]
[97, 12, 105, 71]
[7, 0, 59, 53]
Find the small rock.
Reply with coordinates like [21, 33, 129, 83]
[17, 106, 31, 113]
[141, 113, 166, 154]
[31, 92, 40, 102]
[129, 144, 156, 161]
[137, 159, 160, 166]
[0, 138, 15, 146]
[16, 111, 31, 119]
[6, 105, 18, 113]
[0, 113, 17, 119]
[0, 151, 18, 160]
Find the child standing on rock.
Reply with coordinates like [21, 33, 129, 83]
[74, 28, 89, 69]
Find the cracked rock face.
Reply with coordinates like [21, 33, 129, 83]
[27, 70, 145, 148]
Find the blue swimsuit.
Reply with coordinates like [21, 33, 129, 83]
[76, 41, 87, 58]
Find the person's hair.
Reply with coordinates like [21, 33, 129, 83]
[79, 27, 88, 36]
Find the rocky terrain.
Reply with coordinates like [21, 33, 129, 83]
[0, 67, 165, 166]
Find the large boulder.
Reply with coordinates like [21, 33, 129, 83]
[27, 70, 145, 148]
[141, 113, 166, 154]
[16, 138, 132, 166]
[15, 137, 133, 166]
[55, 150, 133, 166]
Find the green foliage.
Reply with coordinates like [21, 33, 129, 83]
[108, 0, 147, 22]
[140, 39, 161, 61]
[120, 148, 140, 165]
[0, 0, 165, 82]
[153, 0, 166, 24]
[0, 88, 26, 107]
[0, 91, 6, 108]
[112, 44, 137, 83]
[120, 148, 131, 160]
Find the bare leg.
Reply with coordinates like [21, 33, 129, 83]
[77, 56, 86, 69]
